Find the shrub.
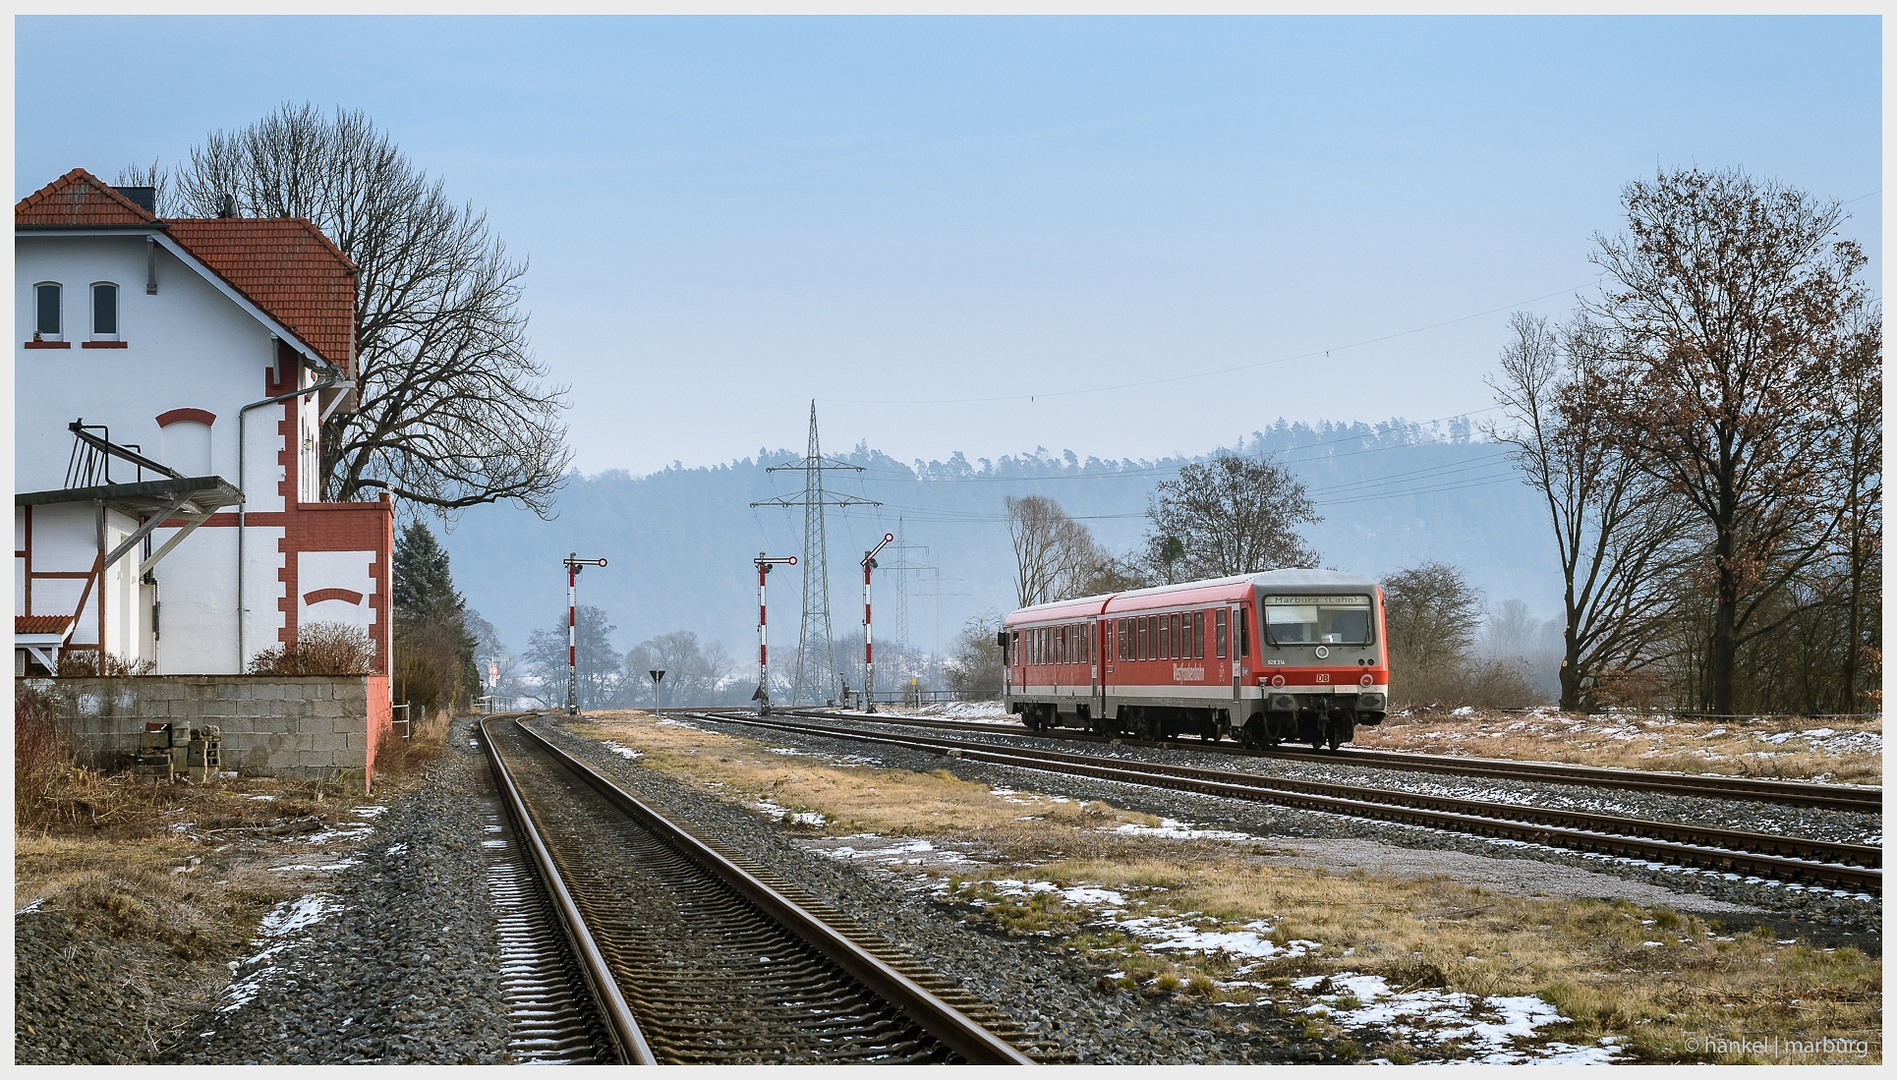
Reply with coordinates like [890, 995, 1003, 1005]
[15, 682, 72, 825]
[55, 652, 154, 678]
[247, 622, 374, 675]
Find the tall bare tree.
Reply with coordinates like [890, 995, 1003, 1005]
[1003, 495, 1115, 607]
[1584, 168, 1869, 715]
[1487, 311, 1684, 711]
[1143, 454, 1319, 579]
[1826, 308, 1882, 712]
[126, 103, 571, 516]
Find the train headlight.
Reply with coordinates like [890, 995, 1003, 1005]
[1360, 673, 1373, 686]
[1270, 674, 1286, 687]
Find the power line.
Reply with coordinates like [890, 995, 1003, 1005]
[823, 280, 1602, 406]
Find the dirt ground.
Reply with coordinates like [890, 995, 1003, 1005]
[574, 710, 1883, 1065]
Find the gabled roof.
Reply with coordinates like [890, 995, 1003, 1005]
[165, 218, 357, 372]
[15, 168, 162, 228]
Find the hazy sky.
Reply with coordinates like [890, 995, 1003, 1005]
[16, 15, 1881, 476]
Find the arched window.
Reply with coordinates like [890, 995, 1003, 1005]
[34, 283, 61, 339]
[91, 283, 119, 339]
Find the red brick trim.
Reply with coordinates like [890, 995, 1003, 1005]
[24, 340, 70, 349]
[81, 340, 128, 349]
[303, 587, 364, 606]
[156, 408, 217, 428]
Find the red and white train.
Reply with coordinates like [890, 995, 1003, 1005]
[1001, 569, 1388, 749]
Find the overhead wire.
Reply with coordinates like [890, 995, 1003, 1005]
[823, 278, 1603, 406]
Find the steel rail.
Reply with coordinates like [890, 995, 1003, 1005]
[714, 707, 1883, 814]
[691, 712, 1881, 894]
[511, 718, 1036, 1066]
[478, 717, 657, 1065]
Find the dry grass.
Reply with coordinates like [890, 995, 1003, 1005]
[14, 754, 403, 1061]
[372, 707, 453, 784]
[1355, 708, 1882, 785]
[573, 709, 1882, 1064]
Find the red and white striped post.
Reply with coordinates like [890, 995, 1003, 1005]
[861, 533, 895, 713]
[562, 553, 607, 715]
[753, 553, 796, 715]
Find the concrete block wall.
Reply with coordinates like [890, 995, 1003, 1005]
[42, 674, 392, 792]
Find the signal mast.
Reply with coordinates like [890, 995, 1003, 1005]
[753, 553, 797, 714]
[860, 532, 894, 712]
[562, 553, 607, 715]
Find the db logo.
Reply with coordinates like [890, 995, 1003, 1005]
[1315, 674, 1331, 684]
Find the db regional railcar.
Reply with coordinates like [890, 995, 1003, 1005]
[1000, 569, 1389, 750]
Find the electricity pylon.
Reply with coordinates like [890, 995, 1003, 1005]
[750, 402, 879, 705]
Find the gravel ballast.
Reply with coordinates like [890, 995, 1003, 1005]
[154, 735, 512, 1064]
[16, 709, 1878, 1064]
[680, 711, 1883, 954]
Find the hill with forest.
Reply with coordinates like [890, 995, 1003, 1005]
[435, 417, 1564, 687]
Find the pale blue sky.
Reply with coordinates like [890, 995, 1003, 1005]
[16, 15, 1881, 475]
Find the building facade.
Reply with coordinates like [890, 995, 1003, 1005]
[15, 168, 392, 677]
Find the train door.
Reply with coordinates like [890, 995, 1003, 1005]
[1091, 619, 1102, 722]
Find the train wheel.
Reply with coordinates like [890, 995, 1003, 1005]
[1326, 723, 1344, 752]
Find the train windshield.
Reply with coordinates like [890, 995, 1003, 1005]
[1262, 594, 1373, 646]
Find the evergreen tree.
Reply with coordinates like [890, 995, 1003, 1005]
[392, 520, 476, 716]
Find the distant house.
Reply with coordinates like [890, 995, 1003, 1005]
[15, 168, 392, 677]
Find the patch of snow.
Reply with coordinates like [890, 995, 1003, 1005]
[350, 805, 389, 817]
[1307, 973, 1619, 1064]
[1118, 916, 1318, 960]
[385, 843, 409, 856]
[15, 898, 45, 916]
[1451, 706, 1476, 716]
[1111, 817, 1259, 843]
[269, 859, 360, 872]
[222, 893, 342, 1013]
[602, 741, 642, 760]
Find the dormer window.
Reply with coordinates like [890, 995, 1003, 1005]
[91, 283, 119, 339]
[35, 283, 61, 340]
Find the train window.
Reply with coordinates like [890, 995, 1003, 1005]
[1215, 608, 1227, 658]
[1173, 613, 1184, 659]
[1262, 594, 1374, 645]
[1117, 618, 1126, 660]
[1012, 631, 1020, 666]
[1239, 608, 1251, 657]
[1158, 615, 1169, 660]
[1195, 611, 1206, 659]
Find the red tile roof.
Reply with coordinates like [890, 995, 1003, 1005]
[16, 615, 76, 638]
[15, 167, 161, 228]
[164, 218, 358, 372]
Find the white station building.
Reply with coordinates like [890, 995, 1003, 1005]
[15, 168, 393, 677]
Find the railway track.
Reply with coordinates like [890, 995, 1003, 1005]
[704, 707, 1882, 814]
[684, 711, 1882, 895]
[477, 715, 1039, 1065]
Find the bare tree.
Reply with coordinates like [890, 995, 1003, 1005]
[946, 610, 1005, 695]
[1825, 307, 1882, 712]
[526, 605, 621, 708]
[1584, 167, 1869, 715]
[1486, 311, 1684, 711]
[625, 631, 734, 707]
[1144, 454, 1319, 579]
[1003, 495, 1115, 606]
[128, 103, 572, 516]
[1381, 561, 1484, 674]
